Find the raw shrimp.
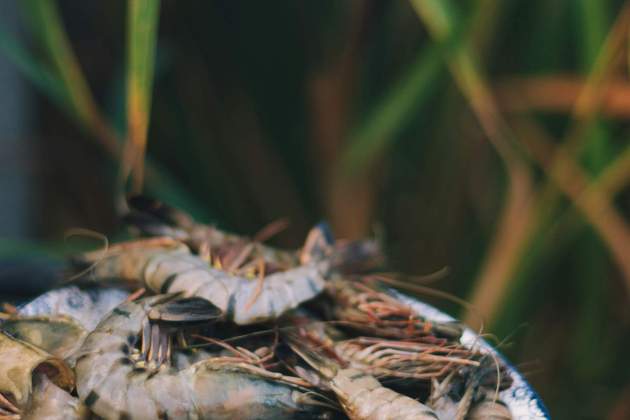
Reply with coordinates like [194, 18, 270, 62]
[287, 311, 476, 382]
[287, 332, 438, 420]
[125, 195, 312, 268]
[74, 295, 331, 419]
[0, 331, 74, 412]
[330, 368, 438, 419]
[125, 195, 383, 273]
[1, 315, 87, 361]
[22, 374, 87, 420]
[74, 225, 332, 325]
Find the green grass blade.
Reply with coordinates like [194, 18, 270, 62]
[341, 7, 470, 174]
[0, 23, 67, 110]
[21, 0, 118, 154]
[411, 0, 525, 163]
[577, 0, 608, 68]
[124, 0, 160, 192]
[341, 45, 442, 173]
[2, 0, 205, 224]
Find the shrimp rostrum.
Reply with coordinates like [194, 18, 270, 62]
[74, 295, 332, 420]
[72, 223, 334, 325]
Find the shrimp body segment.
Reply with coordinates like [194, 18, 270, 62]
[143, 249, 329, 325]
[466, 399, 512, 420]
[80, 237, 329, 325]
[75, 296, 326, 420]
[330, 368, 438, 420]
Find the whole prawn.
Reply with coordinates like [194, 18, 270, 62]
[124, 195, 383, 273]
[286, 331, 438, 420]
[74, 295, 331, 420]
[125, 195, 322, 266]
[74, 224, 332, 325]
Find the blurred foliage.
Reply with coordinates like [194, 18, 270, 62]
[1, 1, 630, 418]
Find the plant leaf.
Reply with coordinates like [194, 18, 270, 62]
[123, 0, 161, 192]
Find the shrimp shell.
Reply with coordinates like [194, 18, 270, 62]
[466, 399, 512, 420]
[286, 330, 438, 420]
[78, 238, 329, 325]
[22, 374, 87, 420]
[330, 368, 438, 420]
[75, 296, 329, 419]
[0, 331, 74, 409]
[1, 315, 87, 361]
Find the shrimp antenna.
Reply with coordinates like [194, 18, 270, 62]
[63, 228, 109, 282]
[252, 218, 290, 242]
[375, 266, 451, 285]
[494, 323, 528, 351]
[366, 272, 509, 404]
[489, 348, 502, 403]
[366, 273, 487, 338]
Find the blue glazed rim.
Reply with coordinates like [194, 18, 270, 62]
[391, 289, 551, 419]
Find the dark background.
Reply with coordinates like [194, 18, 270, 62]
[1, 1, 629, 418]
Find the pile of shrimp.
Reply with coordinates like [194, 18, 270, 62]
[0, 196, 514, 420]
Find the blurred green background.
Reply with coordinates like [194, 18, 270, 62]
[1, 1, 630, 418]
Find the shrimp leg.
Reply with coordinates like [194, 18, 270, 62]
[142, 296, 222, 365]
